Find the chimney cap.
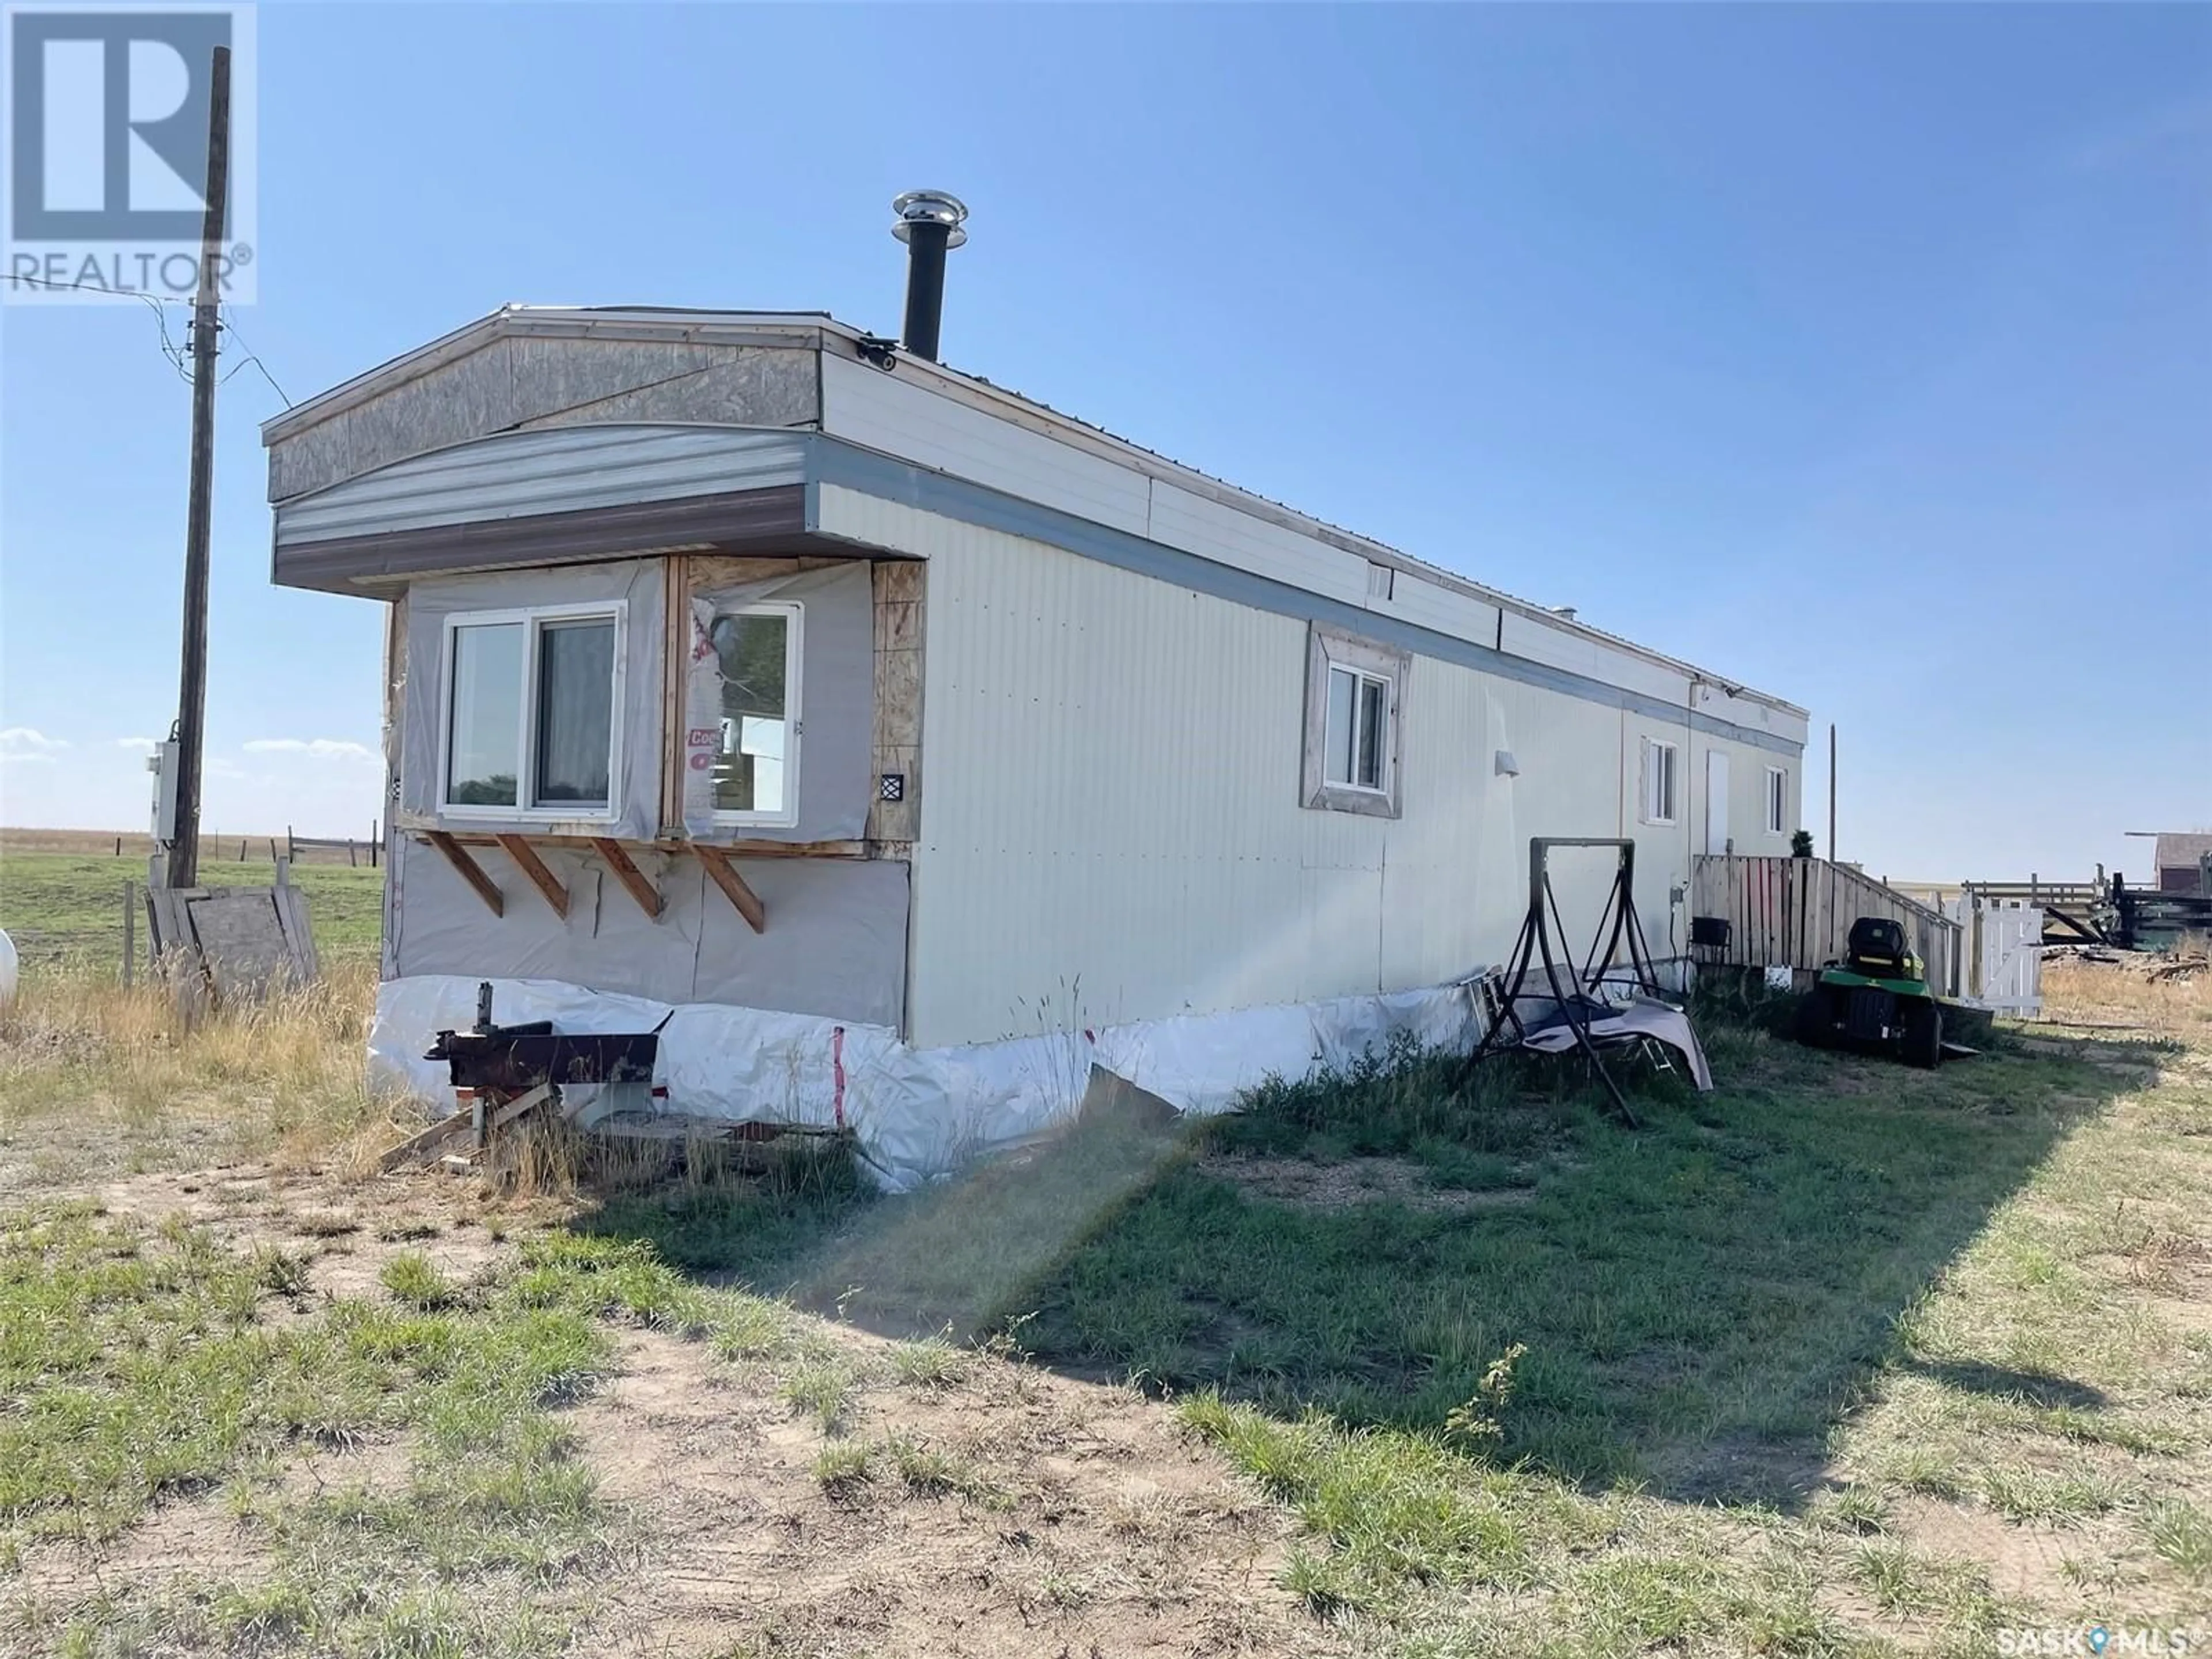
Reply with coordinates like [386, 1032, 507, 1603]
[892, 190, 969, 249]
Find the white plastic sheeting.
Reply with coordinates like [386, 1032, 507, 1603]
[369, 973, 1487, 1192]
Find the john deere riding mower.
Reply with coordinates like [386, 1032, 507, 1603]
[1793, 916, 1955, 1067]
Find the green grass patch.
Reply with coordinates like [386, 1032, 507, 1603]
[4, 1202, 836, 1656]
[380, 1249, 460, 1310]
[812, 1439, 874, 1495]
[1177, 1389, 1863, 1653]
[566, 1013, 2139, 1507]
[2145, 1498, 2212, 1583]
[779, 1355, 857, 1434]
[0, 849, 385, 971]
[889, 1331, 972, 1389]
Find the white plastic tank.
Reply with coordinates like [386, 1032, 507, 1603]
[0, 929, 17, 1012]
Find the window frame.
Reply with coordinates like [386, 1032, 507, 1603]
[437, 600, 627, 823]
[707, 600, 805, 832]
[1642, 738, 1680, 827]
[1302, 623, 1407, 819]
[1324, 662, 1393, 796]
[1764, 764, 1787, 837]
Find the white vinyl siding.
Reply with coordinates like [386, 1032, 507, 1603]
[276, 425, 807, 548]
[440, 601, 625, 819]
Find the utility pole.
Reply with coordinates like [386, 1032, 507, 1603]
[1827, 722, 1836, 865]
[165, 46, 232, 891]
[1827, 721, 1838, 955]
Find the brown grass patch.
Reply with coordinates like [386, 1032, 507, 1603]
[1202, 1152, 1531, 1212]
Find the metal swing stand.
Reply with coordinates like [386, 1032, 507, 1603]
[1465, 838, 1670, 1127]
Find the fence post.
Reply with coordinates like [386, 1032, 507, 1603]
[122, 879, 136, 987]
[237, 836, 247, 862]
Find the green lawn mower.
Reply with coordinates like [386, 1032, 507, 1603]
[1792, 916, 1987, 1067]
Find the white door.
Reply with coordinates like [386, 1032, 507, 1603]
[1705, 752, 1730, 855]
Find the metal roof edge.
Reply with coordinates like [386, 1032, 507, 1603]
[256, 306, 843, 446]
[809, 332, 1809, 721]
[262, 305, 1806, 721]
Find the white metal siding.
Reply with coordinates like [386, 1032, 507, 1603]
[820, 359, 1801, 736]
[1369, 571, 1502, 651]
[1144, 479, 1372, 605]
[821, 355, 1153, 537]
[1499, 609, 1690, 707]
[275, 425, 807, 547]
[866, 498, 1791, 1048]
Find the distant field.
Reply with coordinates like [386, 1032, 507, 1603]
[0, 842, 384, 970]
[2, 826, 380, 865]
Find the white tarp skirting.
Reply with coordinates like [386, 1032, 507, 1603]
[368, 974, 1486, 1192]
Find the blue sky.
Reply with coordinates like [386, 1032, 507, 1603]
[1, 2, 2206, 882]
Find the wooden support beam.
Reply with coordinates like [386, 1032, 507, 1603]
[380, 1108, 473, 1172]
[397, 821, 866, 860]
[593, 838, 664, 919]
[426, 831, 502, 916]
[494, 834, 570, 920]
[483, 1081, 555, 1139]
[661, 554, 689, 832]
[695, 844, 767, 933]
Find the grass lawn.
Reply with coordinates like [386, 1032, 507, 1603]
[0, 922, 2206, 1656]
[0, 848, 385, 971]
[0, 1205, 851, 1656]
[578, 979, 2212, 1651]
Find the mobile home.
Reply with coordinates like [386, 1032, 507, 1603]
[263, 196, 1807, 1180]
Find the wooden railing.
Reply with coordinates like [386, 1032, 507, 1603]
[1691, 855, 1963, 997]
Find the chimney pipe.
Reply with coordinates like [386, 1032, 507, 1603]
[892, 190, 967, 362]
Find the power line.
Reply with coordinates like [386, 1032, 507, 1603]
[3, 270, 293, 406]
[1, 271, 191, 304]
[2, 271, 195, 381]
[215, 316, 292, 407]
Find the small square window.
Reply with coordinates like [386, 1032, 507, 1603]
[1323, 665, 1391, 792]
[441, 605, 622, 817]
[1304, 624, 1406, 817]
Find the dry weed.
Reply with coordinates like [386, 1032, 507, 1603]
[0, 960, 393, 1180]
[2043, 961, 2209, 1035]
